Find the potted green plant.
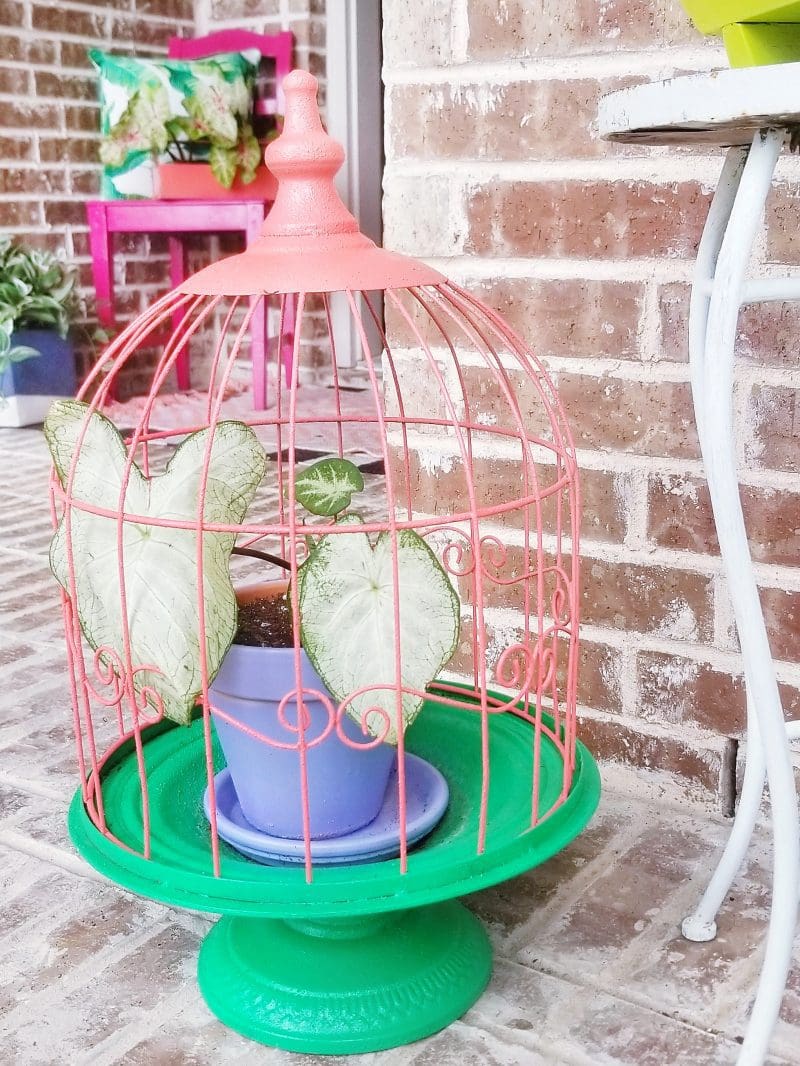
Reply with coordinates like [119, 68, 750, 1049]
[681, 0, 800, 65]
[44, 401, 461, 843]
[0, 237, 78, 427]
[93, 50, 276, 200]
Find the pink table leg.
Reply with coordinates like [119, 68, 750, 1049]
[86, 202, 118, 401]
[246, 204, 268, 409]
[169, 236, 190, 390]
[281, 292, 297, 387]
[87, 202, 115, 331]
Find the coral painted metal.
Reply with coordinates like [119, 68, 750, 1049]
[53, 69, 598, 1053]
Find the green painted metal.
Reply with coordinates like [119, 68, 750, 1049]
[681, 1, 800, 33]
[68, 689, 600, 1051]
[198, 903, 492, 1053]
[722, 21, 800, 64]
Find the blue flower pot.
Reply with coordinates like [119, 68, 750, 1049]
[0, 329, 77, 427]
[210, 642, 397, 839]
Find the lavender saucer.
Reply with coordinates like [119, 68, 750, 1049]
[203, 754, 449, 866]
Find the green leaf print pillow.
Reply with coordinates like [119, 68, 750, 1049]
[89, 49, 258, 200]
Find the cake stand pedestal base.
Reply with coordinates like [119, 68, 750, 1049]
[197, 900, 492, 1053]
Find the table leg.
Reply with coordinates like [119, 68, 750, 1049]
[169, 236, 190, 390]
[683, 146, 757, 944]
[281, 292, 298, 387]
[685, 129, 799, 1066]
[245, 204, 267, 409]
[87, 203, 115, 331]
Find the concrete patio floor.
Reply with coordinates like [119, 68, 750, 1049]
[2, 417, 800, 1065]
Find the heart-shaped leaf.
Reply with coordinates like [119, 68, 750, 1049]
[298, 519, 460, 744]
[294, 458, 364, 517]
[45, 400, 266, 725]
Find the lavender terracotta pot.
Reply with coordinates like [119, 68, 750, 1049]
[209, 586, 396, 840]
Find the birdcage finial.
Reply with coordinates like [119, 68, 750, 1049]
[261, 70, 359, 241]
[180, 68, 445, 293]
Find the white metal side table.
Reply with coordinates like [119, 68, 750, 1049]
[599, 64, 800, 1066]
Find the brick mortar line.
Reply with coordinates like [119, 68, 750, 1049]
[391, 345, 701, 378]
[550, 357, 800, 389]
[549, 356, 693, 379]
[620, 640, 640, 721]
[0, 97, 97, 108]
[382, 48, 725, 85]
[14, 427, 799, 511]
[622, 470, 649, 550]
[457, 1015, 597, 1066]
[521, 951, 759, 1053]
[474, 602, 800, 685]
[422, 255, 700, 283]
[601, 758, 730, 813]
[0, 771, 69, 802]
[478, 522, 800, 589]
[605, 856, 774, 1035]
[408, 494, 800, 584]
[3, 62, 106, 77]
[386, 157, 733, 184]
[577, 705, 731, 754]
[449, 0, 469, 66]
[397, 417, 800, 488]
[573, 451, 797, 489]
[614, 700, 722, 761]
[0, 828, 104, 886]
[209, 14, 325, 27]
[637, 277, 662, 365]
[1, 908, 175, 1031]
[87, 986, 212, 1066]
[417, 255, 800, 283]
[713, 573, 739, 653]
[25, 0, 192, 25]
[499, 814, 653, 954]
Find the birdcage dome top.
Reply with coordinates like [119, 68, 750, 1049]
[182, 70, 444, 296]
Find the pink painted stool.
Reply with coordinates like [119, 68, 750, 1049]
[86, 30, 296, 409]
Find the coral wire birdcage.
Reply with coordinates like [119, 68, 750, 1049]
[53, 71, 600, 1053]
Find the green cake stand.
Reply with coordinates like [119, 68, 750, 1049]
[69, 690, 600, 1054]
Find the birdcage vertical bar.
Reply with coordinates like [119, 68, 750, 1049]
[282, 292, 318, 882]
[322, 293, 347, 461]
[200, 299, 260, 877]
[345, 287, 412, 869]
[451, 296, 550, 821]
[384, 286, 495, 851]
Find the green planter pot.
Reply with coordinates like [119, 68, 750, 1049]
[682, 1, 800, 65]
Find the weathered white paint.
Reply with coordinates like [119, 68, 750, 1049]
[603, 76, 800, 1063]
[600, 63, 800, 146]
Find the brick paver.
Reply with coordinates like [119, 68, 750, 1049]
[1, 422, 799, 1065]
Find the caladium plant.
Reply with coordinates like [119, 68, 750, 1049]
[97, 59, 262, 189]
[290, 459, 461, 743]
[45, 400, 267, 725]
[297, 516, 461, 745]
[46, 403, 461, 743]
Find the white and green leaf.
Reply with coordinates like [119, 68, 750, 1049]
[294, 458, 365, 517]
[298, 520, 460, 744]
[208, 143, 237, 189]
[45, 400, 267, 725]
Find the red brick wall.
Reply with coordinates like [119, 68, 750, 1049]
[382, 1, 800, 806]
[0, 0, 194, 384]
